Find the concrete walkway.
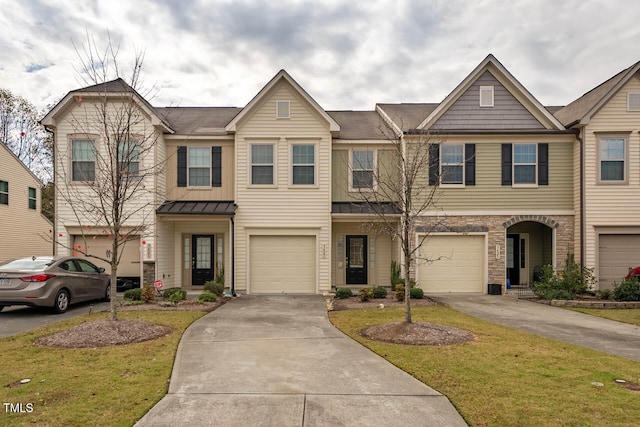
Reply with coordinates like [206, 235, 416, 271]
[135, 295, 466, 426]
[430, 294, 640, 362]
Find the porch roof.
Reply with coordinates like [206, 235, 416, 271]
[156, 200, 237, 215]
[332, 202, 401, 215]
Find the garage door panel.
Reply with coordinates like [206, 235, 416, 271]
[599, 234, 640, 290]
[418, 235, 484, 293]
[73, 235, 140, 277]
[250, 236, 316, 294]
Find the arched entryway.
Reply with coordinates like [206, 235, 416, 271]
[504, 217, 555, 287]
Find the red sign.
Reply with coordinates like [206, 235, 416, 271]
[154, 279, 163, 290]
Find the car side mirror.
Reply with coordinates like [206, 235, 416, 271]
[98, 267, 106, 273]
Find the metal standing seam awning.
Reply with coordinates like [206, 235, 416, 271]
[156, 200, 237, 215]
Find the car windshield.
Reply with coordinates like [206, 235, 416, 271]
[0, 257, 54, 271]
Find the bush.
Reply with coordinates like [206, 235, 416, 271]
[410, 287, 424, 299]
[204, 280, 225, 296]
[597, 288, 613, 300]
[358, 287, 373, 301]
[335, 287, 353, 299]
[372, 286, 388, 298]
[169, 289, 187, 303]
[613, 278, 640, 301]
[532, 255, 595, 300]
[395, 284, 405, 301]
[390, 261, 402, 291]
[162, 287, 183, 298]
[198, 291, 217, 302]
[141, 286, 155, 303]
[123, 288, 142, 301]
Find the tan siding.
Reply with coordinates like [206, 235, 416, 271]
[234, 80, 332, 293]
[332, 146, 395, 202]
[0, 145, 52, 262]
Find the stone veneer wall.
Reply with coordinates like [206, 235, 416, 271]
[143, 261, 155, 287]
[413, 215, 574, 287]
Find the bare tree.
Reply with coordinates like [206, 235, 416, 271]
[47, 35, 164, 320]
[350, 117, 447, 323]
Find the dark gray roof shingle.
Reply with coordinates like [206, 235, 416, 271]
[156, 107, 241, 135]
[156, 201, 237, 215]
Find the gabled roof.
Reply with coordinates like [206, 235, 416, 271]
[375, 103, 438, 131]
[0, 142, 44, 185]
[554, 62, 640, 127]
[41, 78, 173, 133]
[225, 70, 340, 135]
[156, 107, 241, 135]
[416, 54, 564, 131]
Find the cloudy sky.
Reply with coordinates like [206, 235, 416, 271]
[1, 0, 639, 113]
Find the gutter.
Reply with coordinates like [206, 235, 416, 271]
[577, 130, 585, 269]
[231, 215, 236, 297]
[43, 125, 56, 257]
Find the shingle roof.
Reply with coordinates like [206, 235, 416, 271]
[376, 103, 438, 131]
[156, 107, 241, 135]
[332, 202, 401, 215]
[327, 111, 390, 140]
[156, 201, 237, 215]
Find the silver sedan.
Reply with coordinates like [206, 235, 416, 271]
[0, 256, 110, 314]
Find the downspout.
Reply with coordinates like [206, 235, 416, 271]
[578, 130, 585, 269]
[231, 215, 236, 296]
[44, 126, 56, 256]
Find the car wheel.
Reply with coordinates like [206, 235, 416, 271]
[104, 284, 111, 302]
[53, 289, 70, 314]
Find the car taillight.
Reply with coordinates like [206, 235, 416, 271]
[20, 274, 55, 282]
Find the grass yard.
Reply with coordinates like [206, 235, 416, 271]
[569, 308, 640, 327]
[0, 310, 205, 427]
[330, 306, 640, 427]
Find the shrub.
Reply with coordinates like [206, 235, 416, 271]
[198, 291, 217, 302]
[123, 288, 142, 301]
[169, 289, 187, 303]
[358, 287, 373, 301]
[532, 255, 595, 300]
[335, 287, 353, 299]
[204, 280, 225, 296]
[214, 265, 225, 285]
[395, 284, 405, 301]
[613, 278, 640, 301]
[141, 286, 155, 303]
[390, 261, 402, 291]
[162, 287, 183, 298]
[597, 288, 613, 300]
[372, 286, 388, 298]
[410, 287, 424, 299]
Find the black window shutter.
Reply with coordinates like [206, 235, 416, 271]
[465, 144, 476, 186]
[501, 144, 512, 186]
[212, 146, 222, 187]
[428, 144, 440, 186]
[538, 143, 549, 185]
[177, 146, 187, 187]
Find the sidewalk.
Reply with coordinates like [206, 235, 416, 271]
[135, 295, 466, 426]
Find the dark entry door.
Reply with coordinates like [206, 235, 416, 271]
[346, 235, 367, 284]
[192, 235, 214, 286]
[507, 234, 520, 287]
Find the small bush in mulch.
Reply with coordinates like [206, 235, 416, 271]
[360, 321, 475, 346]
[198, 291, 217, 302]
[372, 286, 388, 298]
[335, 288, 353, 299]
[123, 288, 142, 301]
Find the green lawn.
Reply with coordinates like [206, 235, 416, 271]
[569, 308, 640, 327]
[330, 306, 640, 427]
[0, 310, 205, 427]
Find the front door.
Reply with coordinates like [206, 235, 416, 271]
[192, 235, 214, 286]
[507, 234, 520, 287]
[346, 235, 367, 284]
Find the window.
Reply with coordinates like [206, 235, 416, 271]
[251, 144, 274, 185]
[599, 137, 626, 182]
[513, 144, 537, 185]
[276, 101, 290, 119]
[441, 144, 464, 184]
[28, 187, 36, 210]
[628, 93, 640, 111]
[72, 140, 96, 181]
[480, 86, 494, 107]
[117, 141, 139, 176]
[351, 150, 374, 190]
[292, 144, 315, 185]
[0, 180, 7, 205]
[188, 147, 211, 186]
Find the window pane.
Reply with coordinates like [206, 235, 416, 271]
[353, 150, 373, 170]
[441, 145, 463, 164]
[189, 147, 210, 166]
[293, 165, 314, 185]
[514, 144, 536, 163]
[293, 145, 314, 164]
[352, 170, 373, 189]
[514, 165, 536, 184]
[72, 140, 95, 161]
[601, 161, 624, 181]
[600, 139, 624, 160]
[252, 166, 273, 185]
[73, 162, 96, 181]
[0, 181, 7, 192]
[442, 165, 463, 184]
[189, 168, 210, 186]
[252, 145, 273, 164]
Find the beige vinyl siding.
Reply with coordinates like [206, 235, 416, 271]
[234, 81, 332, 293]
[582, 76, 640, 277]
[165, 140, 235, 201]
[0, 145, 52, 262]
[415, 134, 574, 211]
[332, 147, 396, 201]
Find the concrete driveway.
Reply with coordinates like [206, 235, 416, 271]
[430, 294, 640, 362]
[135, 295, 466, 426]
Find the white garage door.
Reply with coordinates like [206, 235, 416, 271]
[250, 235, 316, 294]
[73, 235, 141, 277]
[417, 235, 485, 293]
[598, 234, 640, 290]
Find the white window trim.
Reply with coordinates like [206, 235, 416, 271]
[349, 148, 377, 192]
[512, 143, 538, 188]
[440, 144, 465, 188]
[597, 135, 628, 184]
[479, 85, 494, 107]
[627, 93, 640, 112]
[289, 142, 317, 187]
[249, 142, 277, 187]
[276, 100, 290, 119]
[70, 138, 97, 183]
[187, 146, 212, 187]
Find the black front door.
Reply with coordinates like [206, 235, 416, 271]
[346, 235, 367, 285]
[192, 235, 214, 286]
[507, 234, 520, 287]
